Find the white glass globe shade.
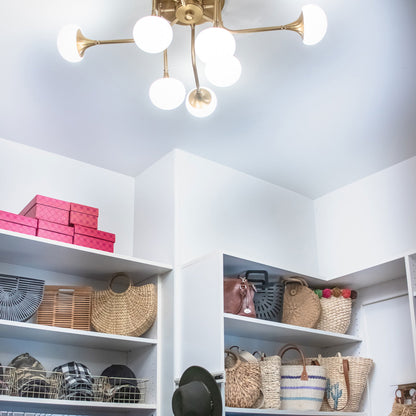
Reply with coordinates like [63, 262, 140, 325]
[195, 27, 235, 63]
[186, 87, 217, 118]
[57, 24, 83, 62]
[133, 16, 173, 54]
[302, 4, 328, 45]
[205, 56, 242, 87]
[149, 77, 186, 110]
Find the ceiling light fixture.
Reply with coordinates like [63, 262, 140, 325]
[57, 0, 327, 118]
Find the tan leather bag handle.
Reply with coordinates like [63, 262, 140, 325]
[318, 353, 350, 411]
[278, 344, 309, 380]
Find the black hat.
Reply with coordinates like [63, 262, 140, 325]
[172, 366, 222, 416]
[101, 364, 137, 387]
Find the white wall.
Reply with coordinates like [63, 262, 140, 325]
[133, 151, 175, 265]
[174, 150, 319, 275]
[0, 138, 135, 255]
[314, 156, 416, 277]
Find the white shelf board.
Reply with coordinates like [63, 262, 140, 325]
[0, 396, 156, 415]
[225, 408, 365, 415]
[0, 319, 156, 352]
[0, 229, 172, 281]
[224, 314, 362, 347]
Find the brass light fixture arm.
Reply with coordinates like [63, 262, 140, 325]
[76, 30, 135, 57]
[163, 49, 169, 78]
[190, 24, 200, 92]
[217, 7, 304, 40]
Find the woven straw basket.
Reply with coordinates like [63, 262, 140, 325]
[225, 349, 261, 408]
[389, 401, 416, 416]
[318, 353, 373, 412]
[255, 351, 281, 409]
[316, 292, 352, 334]
[281, 277, 321, 328]
[91, 273, 157, 337]
[279, 344, 326, 411]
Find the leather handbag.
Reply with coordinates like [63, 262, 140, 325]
[281, 277, 321, 328]
[223, 275, 256, 318]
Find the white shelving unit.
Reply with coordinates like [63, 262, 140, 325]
[0, 229, 173, 416]
[177, 250, 416, 416]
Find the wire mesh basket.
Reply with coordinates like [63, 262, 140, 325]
[0, 366, 15, 396]
[56, 375, 107, 401]
[103, 377, 148, 404]
[36, 286, 92, 331]
[12, 369, 62, 399]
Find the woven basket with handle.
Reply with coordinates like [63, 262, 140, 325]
[281, 277, 321, 328]
[225, 349, 261, 408]
[317, 352, 373, 412]
[91, 273, 157, 337]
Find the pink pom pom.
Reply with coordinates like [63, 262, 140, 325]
[342, 289, 351, 298]
[322, 288, 332, 298]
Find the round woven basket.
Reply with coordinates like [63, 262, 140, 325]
[281, 277, 321, 328]
[225, 350, 261, 408]
[91, 273, 157, 337]
[316, 296, 352, 333]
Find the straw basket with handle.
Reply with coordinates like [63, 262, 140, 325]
[317, 352, 373, 412]
[91, 272, 157, 337]
[281, 277, 321, 328]
[279, 344, 326, 411]
[224, 349, 261, 408]
[314, 287, 357, 334]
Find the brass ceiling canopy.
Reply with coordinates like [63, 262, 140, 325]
[57, 0, 328, 117]
[159, 0, 225, 26]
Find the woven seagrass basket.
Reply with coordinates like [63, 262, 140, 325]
[91, 273, 157, 337]
[318, 352, 373, 412]
[254, 351, 281, 409]
[225, 349, 261, 408]
[315, 288, 355, 334]
[36, 285, 93, 331]
[389, 401, 416, 416]
[0, 273, 45, 322]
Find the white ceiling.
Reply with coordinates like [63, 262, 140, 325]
[1, 0, 416, 198]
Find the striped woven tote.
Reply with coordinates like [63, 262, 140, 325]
[279, 344, 326, 411]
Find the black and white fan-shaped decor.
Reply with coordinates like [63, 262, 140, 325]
[244, 270, 284, 322]
[0, 274, 45, 322]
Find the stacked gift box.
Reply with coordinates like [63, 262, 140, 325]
[0, 195, 115, 253]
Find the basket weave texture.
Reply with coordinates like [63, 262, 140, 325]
[389, 401, 416, 416]
[36, 286, 92, 330]
[0, 274, 45, 322]
[225, 350, 261, 408]
[279, 344, 326, 411]
[318, 353, 373, 412]
[258, 354, 281, 409]
[281, 277, 321, 328]
[91, 273, 157, 337]
[316, 296, 352, 334]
